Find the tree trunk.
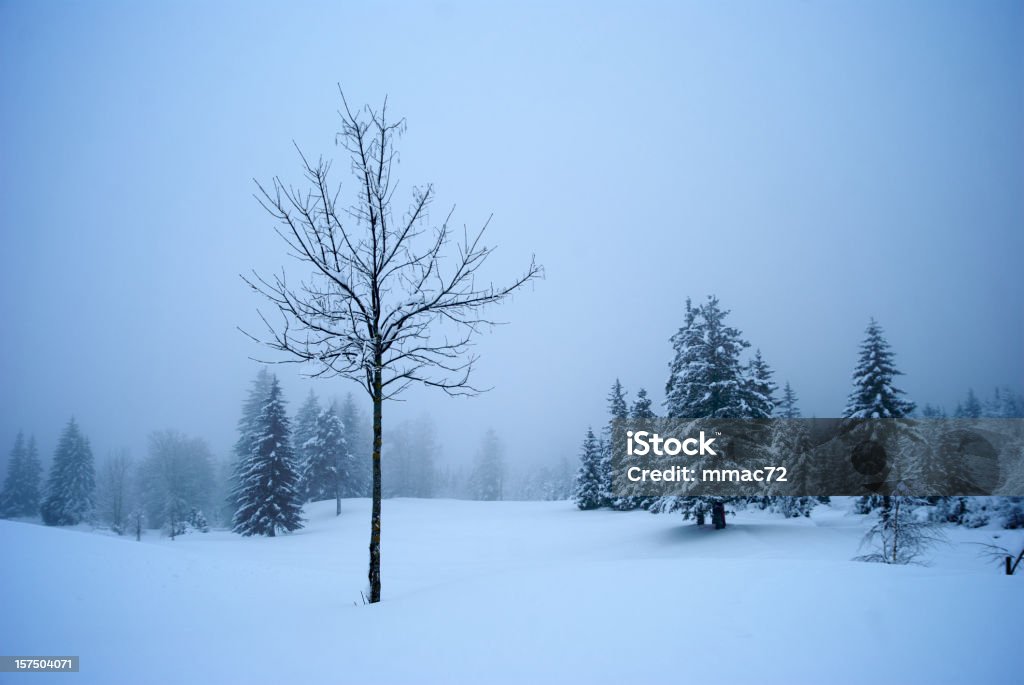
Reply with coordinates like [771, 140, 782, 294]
[712, 501, 726, 529]
[369, 363, 383, 603]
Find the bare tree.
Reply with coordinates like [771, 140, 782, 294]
[243, 90, 541, 603]
[855, 496, 945, 564]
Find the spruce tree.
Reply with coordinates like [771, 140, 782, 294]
[338, 394, 370, 497]
[986, 386, 1023, 418]
[602, 379, 628, 507]
[745, 349, 777, 419]
[627, 389, 657, 510]
[777, 381, 800, 419]
[231, 376, 305, 536]
[631, 388, 656, 421]
[470, 429, 505, 501]
[954, 388, 982, 418]
[611, 384, 657, 511]
[665, 296, 752, 419]
[1, 433, 42, 518]
[660, 296, 757, 527]
[234, 368, 273, 463]
[293, 390, 322, 501]
[41, 419, 96, 526]
[844, 318, 915, 419]
[302, 403, 348, 513]
[573, 428, 603, 510]
[844, 319, 916, 515]
[227, 369, 273, 520]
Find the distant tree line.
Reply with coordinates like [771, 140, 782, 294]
[1, 367, 575, 538]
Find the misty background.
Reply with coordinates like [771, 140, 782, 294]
[1, 0, 1021, 480]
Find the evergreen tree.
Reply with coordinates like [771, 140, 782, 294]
[469, 429, 505, 501]
[659, 296, 758, 527]
[302, 403, 348, 514]
[665, 296, 752, 419]
[234, 368, 274, 463]
[777, 381, 801, 419]
[338, 394, 370, 497]
[406, 415, 438, 499]
[953, 388, 982, 418]
[610, 385, 658, 511]
[293, 390, 322, 500]
[602, 379, 628, 508]
[625, 389, 658, 510]
[631, 388, 656, 421]
[986, 386, 1023, 418]
[231, 377, 304, 536]
[765, 418, 823, 517]
[1, 432, 42, 518]
[573, 428, 603, 510]
[186, 507, 210, 533]
[227, 369, 273, 521]
[844, 318, 915, 419]
[745, 349, 777, 419]
[844, 319, 915, 514]
[41, 419, 96, 526]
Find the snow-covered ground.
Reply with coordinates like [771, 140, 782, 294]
[1, 499, 1021, 684]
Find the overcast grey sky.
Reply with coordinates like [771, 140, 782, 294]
[1, 0, 1022, 473]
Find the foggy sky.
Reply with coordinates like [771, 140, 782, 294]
[1, 0, 1022, 474]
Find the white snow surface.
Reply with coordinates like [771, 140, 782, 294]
[2, 499, 1022, 684]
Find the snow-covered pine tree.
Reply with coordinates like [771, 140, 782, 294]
[777, 381, 800, 419]
[470, 429, 505, 501]
[665, 296, 751, 419]
[574, 428, 603, 510]
[631, 388, 656, 421]
[186, 507, 210, 533]
[986, 385, 1023, 418]
[303, 403, 348, 514]
[997, 497, 1024, 529]
[231, 376, 304, 536]
[664, 298, 700, 418]
[603, 379, 628, 509]
[844, 319, 916, 514]
[631, 388, 659, 510]
[338, 394, 370, 497]
[658, 296, 756, 527]
[844, 318, 916, 420]
[765, 418, 824, 518]
[234, 368, 274, 464]
[226, 369, 273, 521]
[953, 388, 982, 418]
[40, 419, 96, 526]
[745, 349, 777, 419]
[611, 387, 658, 511]
[406, 415, 438, 499]
[1, 432, 42, 518]
[293, 390, 322, 501]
